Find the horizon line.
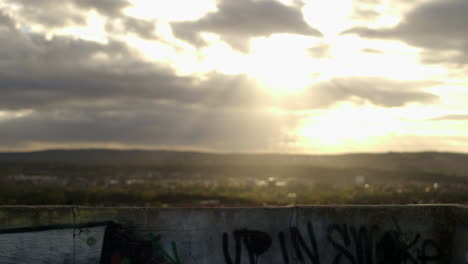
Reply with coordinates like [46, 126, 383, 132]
[0, 147, 466, 156]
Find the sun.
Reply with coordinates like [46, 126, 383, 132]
[246, 34, 324, 92]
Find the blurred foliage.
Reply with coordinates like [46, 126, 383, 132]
[0, 181, 467, 207]
[1, 158, 468, 206]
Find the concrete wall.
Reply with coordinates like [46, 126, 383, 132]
[0, 205, 467, 263]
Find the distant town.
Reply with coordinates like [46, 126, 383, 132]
[1, 150, 468, 206]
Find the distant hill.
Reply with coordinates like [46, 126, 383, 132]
[0, 149, 209, 165]
[0, 149, 468, 176]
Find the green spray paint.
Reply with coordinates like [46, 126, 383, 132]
[148, 233, 181, 264]
[121, 258, 131, 264]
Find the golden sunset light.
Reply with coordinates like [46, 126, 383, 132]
[1, 0, 468, 153]
[5, 2, 468, 256]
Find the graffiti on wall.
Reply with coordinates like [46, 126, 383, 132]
[222, 229, 273, 264]
[148, 233, 181, 264]
[101, 223, 183, 264]
[222, 221, 442, 264]
[101, 219, 444, 264]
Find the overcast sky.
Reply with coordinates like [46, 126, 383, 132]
[1, 0, 468, 153]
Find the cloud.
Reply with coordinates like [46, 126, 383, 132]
[121, 17, 156, 39]
[308, 43, 330, 58]
[6, 0, 129, 22]
[104, 16, 158, 39]
[361, 48, 384, 54]
[71, 0, 129, 16]
[344, 0, 468, 64]
[171, 0, 321, 52]
[352, 8, 380, 21]
[430, 114, 468, 121]
[0, 16, 295, 151]
[277, 77, 439, 109]
[3, 0, 86, 28]
[329, 77, 439, 107]
[4, 0, 160, 40]
[0, 6, 443, 151]
[0, 10, 15, 29]
[0, 15, 439, 112]
[348, 0, 383, 22]
[0, 39, 262, 111]
[0, 14, 272, 113]
[0, 105, 298, 152]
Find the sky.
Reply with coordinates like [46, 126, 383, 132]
[0, 0, 468, 153]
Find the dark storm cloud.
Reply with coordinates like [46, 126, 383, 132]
[0, 19, 290, 150]
[104, 16, 158, 40]
[71, 0, 129, 16]
[121, 17, 157, 39]
[278, 77, 439, 110]
[0, 15, 268, 111]
[171, 0, 322, 52]
[4, 0, 159, 41]
[3, 0, 85, 27]
[344, 0, 468, 64]
[6, 0, 129, 24]
[0, 41, 262, 111]
[0, 105, 297, 151]
[0, 10, 15, 29]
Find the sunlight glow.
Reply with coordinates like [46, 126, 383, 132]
[297, 104, 399, 146]
[199, 42, 247, 75]
[247, 34, 321, 91]
[127, 36, 177, 62]
[316, 35, 448, 81]
[125, 0, 217, 21]
[0, 110, 34, 121]
[56, 12, 108, 43]
[294, 102, 464, 153]
[303, 0, 354, 35]
[3, 0, 468, 154]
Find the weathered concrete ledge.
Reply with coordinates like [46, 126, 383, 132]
[0, 205, 467, 263]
